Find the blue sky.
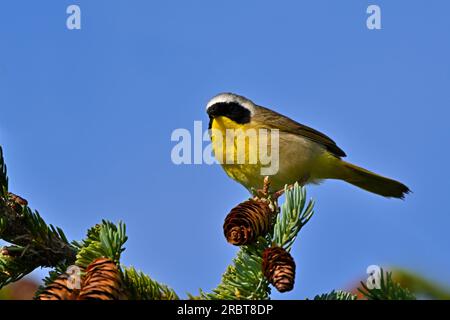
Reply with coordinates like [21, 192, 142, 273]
[1, 0, 449, 299]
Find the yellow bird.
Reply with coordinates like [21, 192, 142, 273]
[206, 92, 410, 199]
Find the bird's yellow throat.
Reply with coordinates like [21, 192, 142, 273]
[210, 116, 280, 178]
[210, 116, 256, 166]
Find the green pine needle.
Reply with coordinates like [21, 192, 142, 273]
[202, 183, 315, 300]
[75, 220, 127, 268]
[0, 146, 8, 197]
[358, 268, 416, 300]
[312, 290, 357, 300]
[202, 238, 271, 300]
[122, 266, 179, 300]
[273, 183, 315, 251]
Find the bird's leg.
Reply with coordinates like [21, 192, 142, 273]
[272, 186, 290, 200]
[253, 176, 271, 199]
[273, 174, 310, 200]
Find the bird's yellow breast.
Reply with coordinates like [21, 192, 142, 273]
[209, 116, 330, 191]
[210, 117, 263, 188]
[210, 116, 259, 164]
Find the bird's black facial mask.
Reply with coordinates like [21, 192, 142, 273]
[207, 102, 251, 129]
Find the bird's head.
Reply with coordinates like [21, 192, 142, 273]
[206, 93, 255, 129]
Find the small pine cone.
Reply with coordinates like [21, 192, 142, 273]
[262, 246, 296, 293]
[223, 199, 273, 246]
[37, 272, 81, 300]
[78, 258, 124, 300]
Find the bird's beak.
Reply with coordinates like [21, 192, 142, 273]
[206, 106, 215, 118]
[208, 115, 213, 130]
[207, 106, 217, 130]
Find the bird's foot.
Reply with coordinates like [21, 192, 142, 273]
[272, 174, 310, 200]
[253, 176, 272, 199]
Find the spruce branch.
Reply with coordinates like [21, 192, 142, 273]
[273, 183, 314, 251]
[37, 220, 179, 300]
[0, 200, 76, 260]
[121, 267, 179, 300]
[391, 268, 450, 300]
[202, 238, 271, 300]
[0, 146, 7, 197]
[310, 269, 418, 300]
[0, 147, 76, 288]
[0, 248, 36, 287]
[0, 193, 76, 288]
[2, 146, 424, 301]
[202, 181, 315, 299]
[72, 220, 178, 300]
[73, 220, 127, 269]
[358, 268, 416, 300]
[312, 290, 357, 300]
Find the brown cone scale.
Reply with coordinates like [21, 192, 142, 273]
[36, 272, 81, 300]
[38, 258, 124, 300]
[262, 246, 296, 293]
[223, 199, 273, 246]
[78, 257, 123, 300]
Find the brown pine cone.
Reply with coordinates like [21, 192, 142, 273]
[78, 257, 124, 300]
[262, 246, 296, 293]
[223, 199, 273, 246]
[36, 270, 82, 300]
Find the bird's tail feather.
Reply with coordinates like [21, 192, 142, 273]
[337, 161, 410, 199]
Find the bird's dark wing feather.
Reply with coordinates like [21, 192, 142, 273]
[253, 105, 347, 158]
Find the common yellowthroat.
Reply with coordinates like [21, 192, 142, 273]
[206, 92, 410, 199]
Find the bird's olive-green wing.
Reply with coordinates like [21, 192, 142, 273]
[253, 105, 347, 158]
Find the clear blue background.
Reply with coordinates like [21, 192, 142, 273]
[1, 0, 449, 299]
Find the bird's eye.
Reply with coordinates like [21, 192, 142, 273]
[206, 102, 251, 124]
